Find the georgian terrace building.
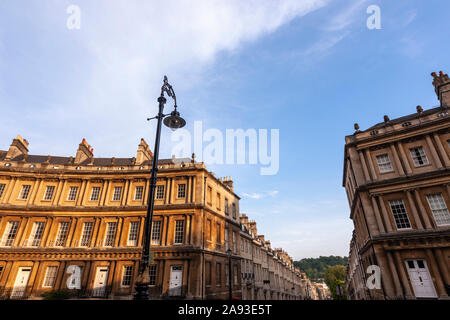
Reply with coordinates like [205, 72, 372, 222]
[0, 136, 243, 299]
[239, 214, 304, 300]
[343, 71, 450, 300]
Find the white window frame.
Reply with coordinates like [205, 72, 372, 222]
[42, 266, 58, 288]
[1, 221, 19, 247]
[149, 264, 157, 286]
[103, 222, 117, 247]
[426, 193, 450, 226]
[43, 186, 55, 201]
[67, 186, 78, 201]
[134, 186, 144, 201]
[121, 265, 133, 287]
[28, 222, 45, 247]
[18, 185, 31, 200]
[127, 221, 139, 246]
[389, 199, 412, 230]
[177, 184, 186, 198]
[112, 187, 122, 201]
[375, 154, 394, 173]
[0, 183, 6, 199]
[90, 187, 101, 201]
[409, 147, 429, 167]
[79, 222, 93, 247]
[151, 220, 162, 245]
[156, 185, 165, 200]
[174, 220, 184, 244]
[54, 222, 70, 247]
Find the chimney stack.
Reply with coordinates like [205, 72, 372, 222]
[136, 138, 153, 165]
[431, 70, 450, 108]
[5, 135, 29, 160]
[74, 138, 94, 164]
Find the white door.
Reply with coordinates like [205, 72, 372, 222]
[169, 265, 183, 296]
[11, 267, 32, 299]
[405, 259, 438, 298]
[92, 267, 109, 297]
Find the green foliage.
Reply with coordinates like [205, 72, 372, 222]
[324, 265, 347, 300]
[293, 255, 348, 281]
[42, 289, 73, 300]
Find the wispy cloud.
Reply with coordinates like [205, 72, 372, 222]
[324, 0, 369, 32]
[242, 189, 279, 199]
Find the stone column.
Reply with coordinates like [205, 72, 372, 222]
[386, 251, 403, 298]
[378, 195, 393, 232]
[425, 135, 443, 169]
[56, 180, 67, 205]
[397, 141, 412, 174]
[413, 190, 433, 229]
[358, 150, 372, 182]
[30, 178, 42, 205]
[433, 133, 450, 167]
[370, 195, 385, 234]
[51, 179, 62, 206]
[425, 249, 448, 298]
[374, 246, 396, 299]
[364, 149, 378, 181]
[435, 248, 450, 286]
[390, 144, 405, 175]
[2, 177, 16, 204]
[393, 251, 414, 298]
[405, 190, 424, 230]
[76, 179, 87, 206]
[360, 193, 381, 236]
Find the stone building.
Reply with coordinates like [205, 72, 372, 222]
[344, 71, 450, 299]
[0, 137, 242, 299]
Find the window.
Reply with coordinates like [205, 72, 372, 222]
[121, 265, 133, 287]
[225, 229, 229, 250]
[389, 200, 412, 229]
[410, 147, 429, 167]
[134, 186, 143, 200]
[376, 154, 393, 173]
[54, 222, 70, 247]
[232, 203, 237, 218]
[67, 186, 78, 201]
[216, 223, 221, 244]
[177, 184, 186, 198]
[156, 185, 164, 200]
[234, 265, 238, 285]
[207, 219, 212, 241]
[426, 194, 450, 226]
[241, 237, 244, 251]
[127, 221, 139, 246]
[232, 232, 237, 253]
[151, 220, 161, 245]
[43, 266, 58, 288]
[206, 261, 211, 286]
[174, 220, 184, 244]
[225, 264, 229, 286]
[112, 187, 122, 201]
[225, 199, 229, 215]
[216, 263, 221, 286]
[19, 185, 31, 200]
[104, 222, 117, 246]
[1, 221, 19, 246]
[216, 193, 221, 209]
[149, 264, 157, 286]
[29, 222, 45, 247]
[42, 186, 55, 201]
[79, 222, 93, 247]
[90, 187, 101, 201]
[0, 183, 5, 199]
[207, 186, 212, 204]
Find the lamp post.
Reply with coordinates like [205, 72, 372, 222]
[134, 76, 186, 300]
[227, 248, 232, 300]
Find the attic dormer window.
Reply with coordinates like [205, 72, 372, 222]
[29, 164, 36, 168]
[5, 163, 11, 167]
[370, 130, 379, 136]
[437, 111, 449, 118]
[402, 122, 412, 127]
[53, 166, 59, 169]
[97, 167, 102, 170]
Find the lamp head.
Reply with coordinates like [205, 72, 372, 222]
[163, 106, 186, 130]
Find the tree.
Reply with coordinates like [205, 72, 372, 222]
[324, 265, 347, 300]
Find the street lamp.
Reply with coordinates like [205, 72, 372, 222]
[227, 248, 232, 300]
[134, 76, 186, 300]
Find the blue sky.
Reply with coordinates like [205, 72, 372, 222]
[1, 0, 449, 259]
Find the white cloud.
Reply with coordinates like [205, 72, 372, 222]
[242, 189, 279, 199]
[324, 0, 369, 31]
[15, 0, 327, 158]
